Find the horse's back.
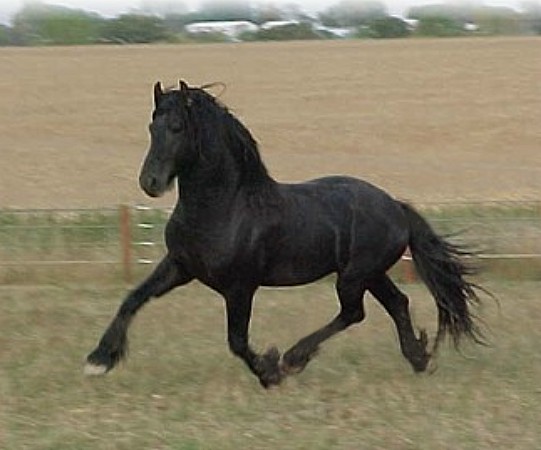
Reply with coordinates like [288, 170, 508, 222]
[284, 175, 407, 240]
[280, 175, 405, 223]
[260, 176, 408, 286]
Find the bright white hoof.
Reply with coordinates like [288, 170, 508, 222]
[84, 363, 108, 376]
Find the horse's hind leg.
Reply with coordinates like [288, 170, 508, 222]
[368, 275, 431, 372]
[281, 275, 366, 376]
[85, 255, 193, 375]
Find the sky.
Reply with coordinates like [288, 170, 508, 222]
[0, 0, 528, 25]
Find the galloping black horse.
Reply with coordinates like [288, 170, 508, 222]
[86, 81, 484, 387]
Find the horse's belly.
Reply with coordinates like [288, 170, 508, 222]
[261, 249, 336, 287]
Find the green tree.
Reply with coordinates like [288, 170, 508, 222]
[11, 3, 103, 45]
[474, 8, 522, 35]
[370, 16, 410, 38]
[242, 23, 322, 41]
[407, 3, 528, 36]
[163, 13, 195, 35]
[100, 14, 170, 44]
[408, 4, 468, 22]
[415, 16, 464, 37]
[0, 24, 12, 45]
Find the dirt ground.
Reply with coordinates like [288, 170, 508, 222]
[0, 37, 539, 209]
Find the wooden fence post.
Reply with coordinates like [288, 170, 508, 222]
[119, 204, 132, 283]
[402, 247, 416, 283]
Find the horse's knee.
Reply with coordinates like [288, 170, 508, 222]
[340, 306, 365, 326]
[336, 277, 366, 326]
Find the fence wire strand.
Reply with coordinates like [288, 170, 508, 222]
[1, 202, 540, 280]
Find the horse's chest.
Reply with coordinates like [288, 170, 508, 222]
[165, 219, 254, 281]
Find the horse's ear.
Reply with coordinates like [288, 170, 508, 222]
[179, 80, 189, 93]
[153, 82, 163, 107]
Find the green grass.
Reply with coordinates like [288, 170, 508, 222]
[1, 280, 540, 449]
[0, 209, 121, 283]
[423, 202, 541, 253]
[421, 203, 541, 280]
[0, 209, 120, 248]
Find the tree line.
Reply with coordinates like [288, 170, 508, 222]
[0, 0, 540, 46]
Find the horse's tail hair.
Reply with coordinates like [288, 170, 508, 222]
[400, 202, 485, 351]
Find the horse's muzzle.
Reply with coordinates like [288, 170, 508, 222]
[139, 173, 165, 198]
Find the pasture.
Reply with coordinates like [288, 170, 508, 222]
[1, 281, 540, 449]
[0, 38, 540, 448]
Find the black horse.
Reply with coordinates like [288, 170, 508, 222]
[86, 81, 484, 387]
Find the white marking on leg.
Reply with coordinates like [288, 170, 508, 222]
[83, 363, 108, 376]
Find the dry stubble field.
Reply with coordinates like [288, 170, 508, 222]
[0, 38, 540, 449]
[0, 37, 540, 208]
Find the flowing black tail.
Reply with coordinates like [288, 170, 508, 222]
[400, 202, 485, 351]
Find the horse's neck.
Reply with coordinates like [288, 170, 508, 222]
[176, 140, 241, 213]
[177, 112, 276, 212]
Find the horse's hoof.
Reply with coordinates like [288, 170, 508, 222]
[259, 370, 282, 389]
[256, 347, 282, 388]
[84, 362, 108, 376]
[85, 345, 124, 375]
[264, 346, 280, 364]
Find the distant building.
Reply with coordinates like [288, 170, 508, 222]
[185, 21, 259, 39]
[395, 17, 419, 31]
[312, 23, 356, 38]
[260, 20, 300, 30]
[464, 22, 480, 32]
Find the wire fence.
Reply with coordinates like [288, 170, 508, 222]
[0, 201, 540, 283]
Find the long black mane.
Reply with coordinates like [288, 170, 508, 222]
[169, 85, 274, 189]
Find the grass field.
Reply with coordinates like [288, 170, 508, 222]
[0, 38, 540, 208]
[1, 280, 540, 449]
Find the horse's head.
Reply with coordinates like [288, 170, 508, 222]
[139, 81, 196, 198]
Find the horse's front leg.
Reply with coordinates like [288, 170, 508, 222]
[85, 254, 193, 375]
[224, 287, 282, 388]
